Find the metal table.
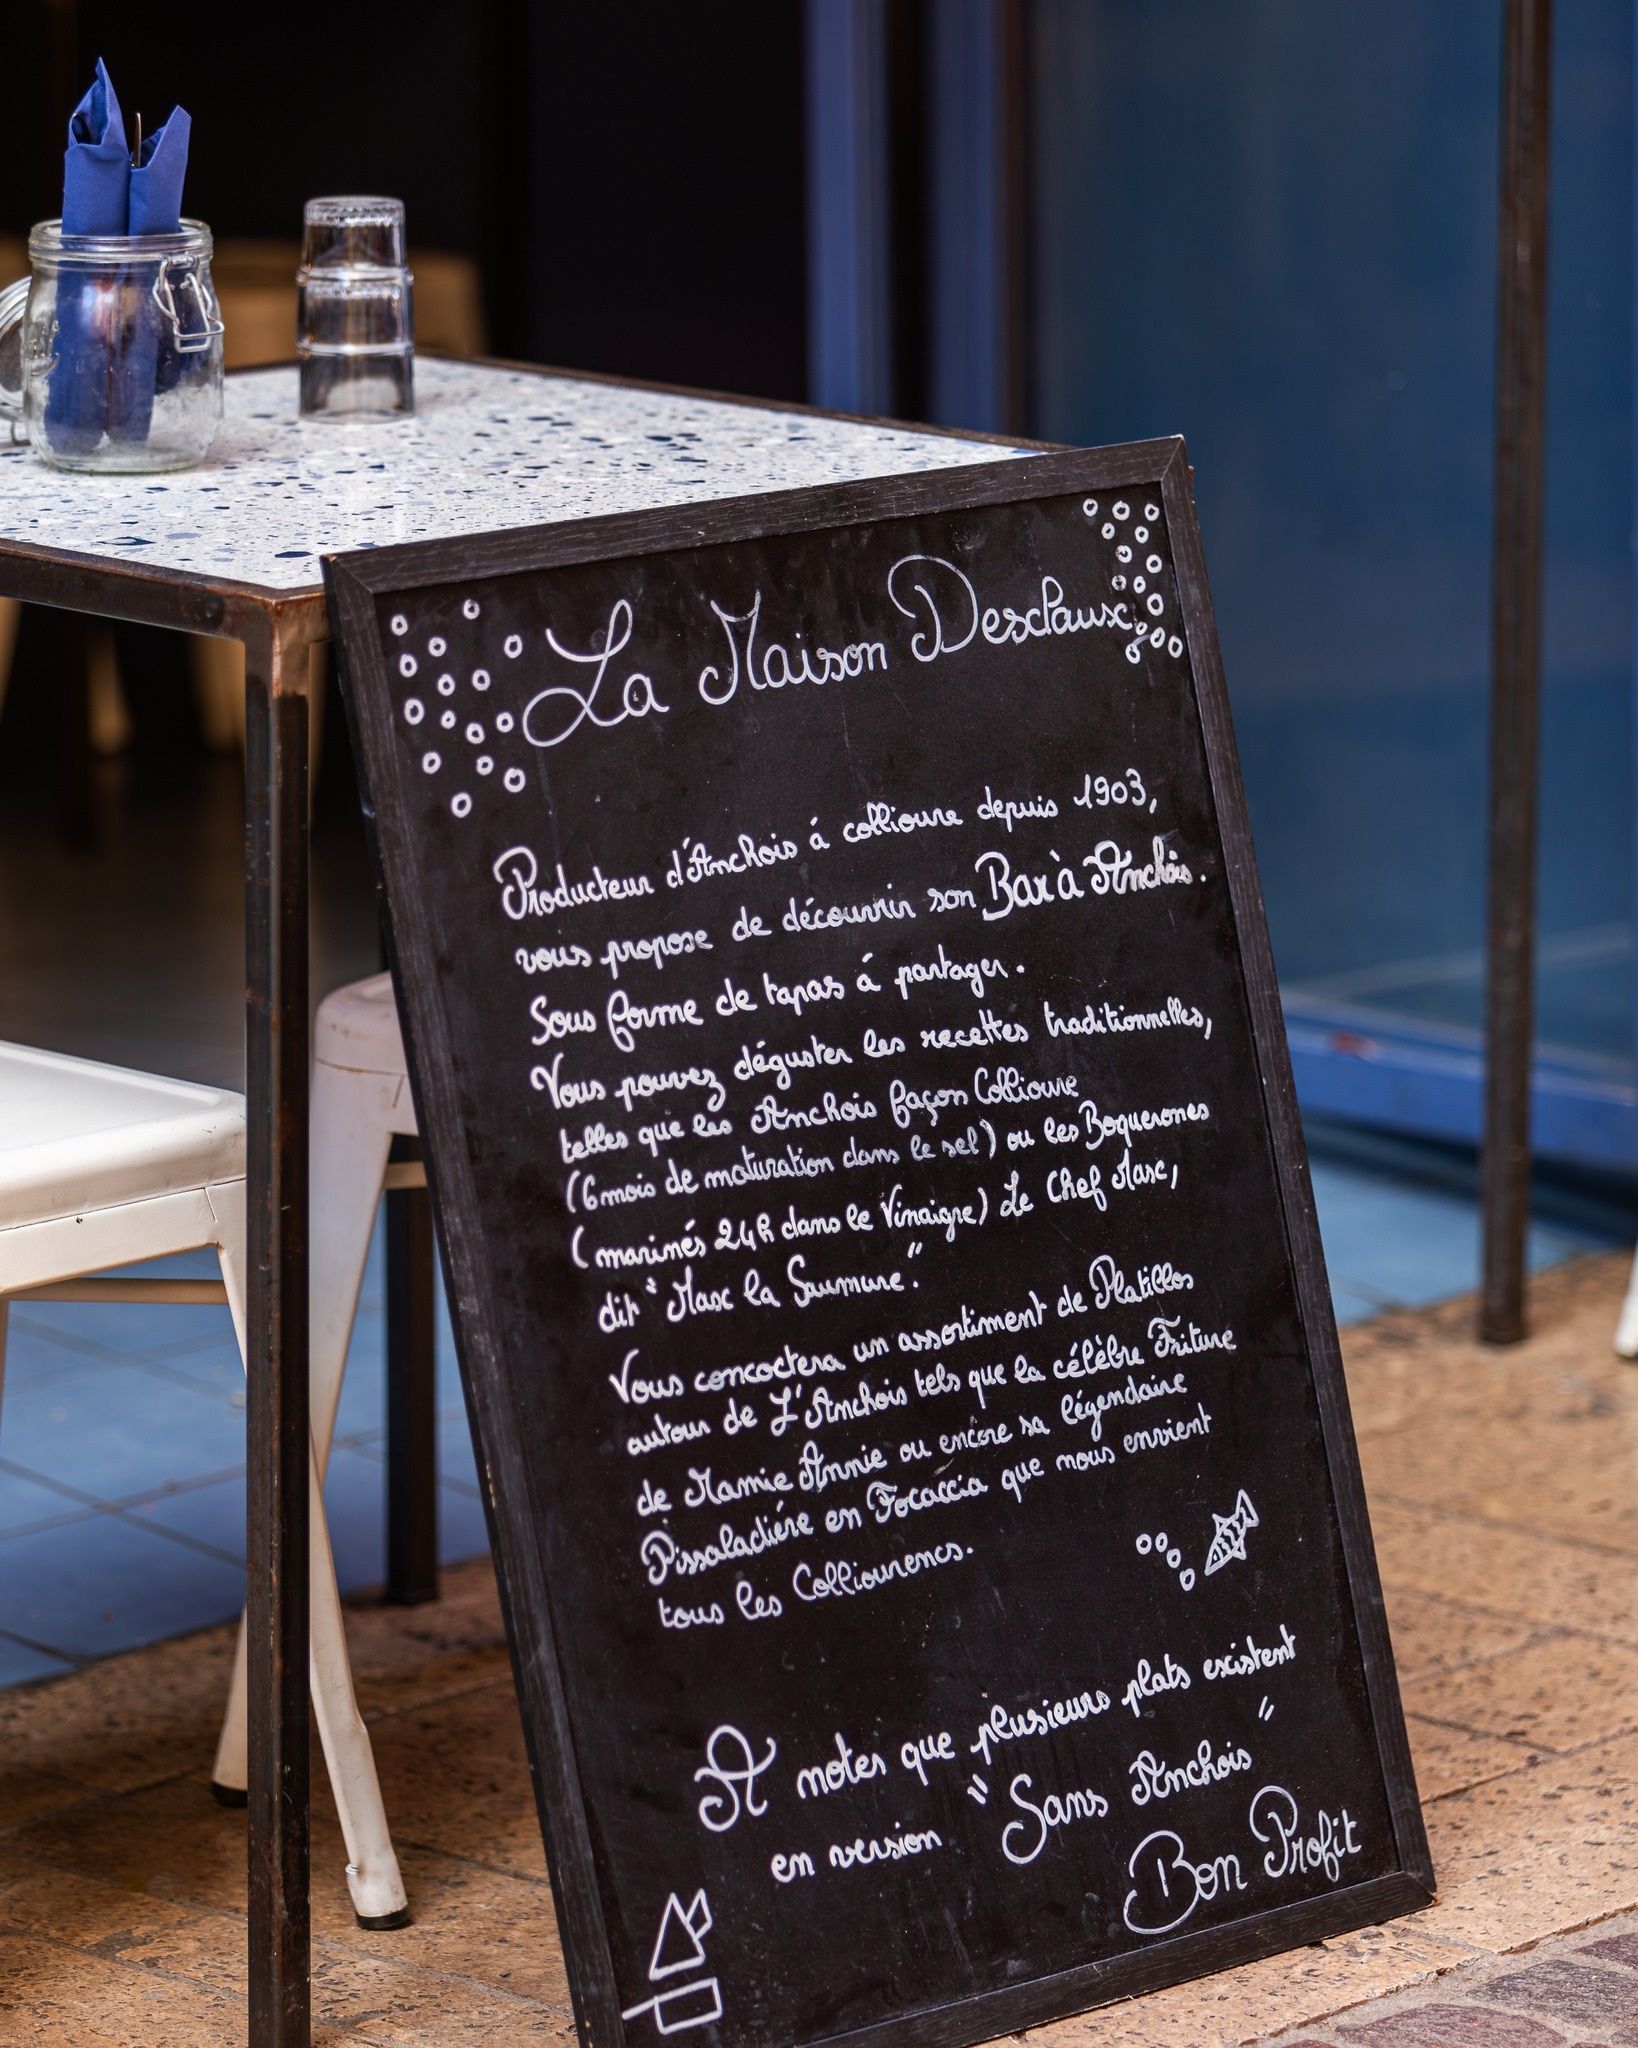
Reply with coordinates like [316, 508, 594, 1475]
[0, 356, 1013, 2045]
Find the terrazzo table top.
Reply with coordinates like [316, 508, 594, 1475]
[0, 359, 1026, 597]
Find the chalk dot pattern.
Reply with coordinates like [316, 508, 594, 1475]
[1081, 496, 1185, 664]
[392, 597, 537, 821]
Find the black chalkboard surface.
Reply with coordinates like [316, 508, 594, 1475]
[328, 440, 1432, 2048]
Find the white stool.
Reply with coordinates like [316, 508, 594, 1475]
[0, 1041, 408, 1928]
[213, 976, 427, 1846]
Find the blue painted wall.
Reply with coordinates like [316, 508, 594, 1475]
[1029, 0, 1632, 1067]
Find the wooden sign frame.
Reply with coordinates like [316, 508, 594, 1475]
[327, 440, 1432, 2048]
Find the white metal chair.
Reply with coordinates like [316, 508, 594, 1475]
[0, 1041, 407, 1927]
[213, 975, 427, 1842]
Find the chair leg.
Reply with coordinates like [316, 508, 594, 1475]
[213, 1062, 388, 1798]
[211, 1614, 250, 1804]
[209, 1191, 255, 1805]
[210, 1056, 386, 1794]
[213, 1183, 408, 1923]
[310, 1065, 397, 1473]
[306, 1434, 409, 1926]
[1616, 1244, 1638, 1358]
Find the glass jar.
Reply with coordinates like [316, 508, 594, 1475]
[0, 218, 225, 473]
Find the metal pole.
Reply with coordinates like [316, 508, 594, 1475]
[1480, 0, 1552, 1344]
[926, 0, 1027, 435]
[804, 0, 895, 414]
[245, 621, 312, 2044]
[386, 1151, 440, 1607]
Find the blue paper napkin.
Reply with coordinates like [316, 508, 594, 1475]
[128, 104, 190, 236]
[45, 58, 130, 454]
[45, 59, 192, 455]
[110, 101, 193, 438]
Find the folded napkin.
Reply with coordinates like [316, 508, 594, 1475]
[62, 58, 131, 233]
[45, 59, 130, 454]
[110, 101, 193, 438]
[128, 103, 191, 236]
[44, 59, 193, 455]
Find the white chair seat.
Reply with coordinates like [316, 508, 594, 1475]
[0, 1043, 244, 1230]
[316, 972, 407, 1079]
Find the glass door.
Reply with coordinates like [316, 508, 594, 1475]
[1022, 0, 1632, 1166]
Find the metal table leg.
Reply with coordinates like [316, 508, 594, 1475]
[386, 1147, 440, 1607]
[1480, 0, 1553, 1345]
[244, 618, 313, 2046]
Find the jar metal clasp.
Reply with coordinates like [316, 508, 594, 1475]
[151, 257, 224, 354]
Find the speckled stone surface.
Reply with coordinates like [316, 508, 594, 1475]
[1266, 1913, 1638, 2046]
[2, 1252, 1636, 2046]
[0, 358, 1026, 594]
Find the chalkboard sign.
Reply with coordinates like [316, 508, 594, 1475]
[328, 440, 1432, 2048]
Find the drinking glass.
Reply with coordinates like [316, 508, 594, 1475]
[297, 196, 414, 421]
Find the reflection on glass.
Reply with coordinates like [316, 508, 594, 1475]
[1028, 0, 1630, 1067]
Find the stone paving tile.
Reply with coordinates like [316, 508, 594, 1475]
[1341, 2003, 1575, 2042]
[1350, 1339, 1630, 1449]
[1416, 1752, 1638, 1951]
[1369, 1498, 1638, 1650]
[0, 1558, 507, 1807]
[1362, 1407, 1638, 1557]
[1485, 1956, 1638, 2028]
[4, 1774, 262, 1915]
[0, 1845, 222, 1953]
[0, 1620, 238, 1791]
[336, 1560, 513, 1722]
[4, 1771, 575, 2010]
[1401, 1633, 1638, 1755]
[1383, 1588, 1544, 1684]
[1337, 1255, 1628, 1438]
[0, 1929, 246, 2047]
[105, 1924, 578, 2046]
[0, 1798, 573, 2044]
[0, 1761, 88, 1831]
[310, 1836, 571, 2012]
[318, 1947, 578, 2046]
[1347, 1273, 1638, 1564]
[1027, 1926, 1475, 2047]
[1265, 1911, 1638, 2048]
[1339, 1334, 1508, 1438]
[365, 1684, 548, 1883]
[1404, 1714, 1539, 1801]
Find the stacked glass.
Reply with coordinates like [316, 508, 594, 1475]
[297, 196, 414, 420]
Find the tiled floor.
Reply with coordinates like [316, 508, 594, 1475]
[1305, 1132, 1620, 1328]
[0, 1251, 1634, 2045]
[0, 1230, 489, 1689]
[1263, 1914, 1638, 2045]
[0, 1135, 1622, 1689]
